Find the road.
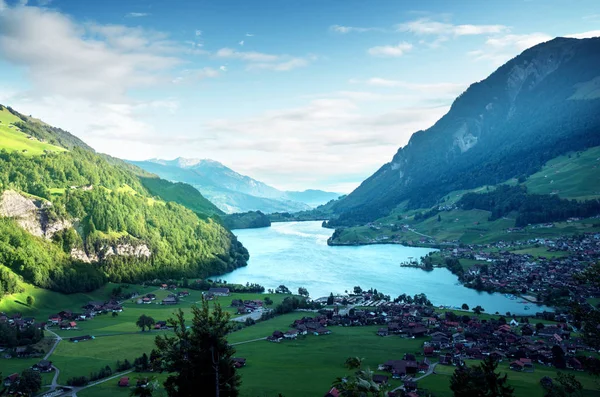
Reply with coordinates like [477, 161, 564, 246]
[44, 328, 62, 360]
[231, 308, 267, 322]
[391, 363, 438, 393]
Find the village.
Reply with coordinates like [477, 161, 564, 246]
[435, 232, 600, 306]
[0, 274, 599, 397]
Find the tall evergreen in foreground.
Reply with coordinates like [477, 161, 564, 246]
[154, 300, 240, 397]
[450, 356, 515, 397]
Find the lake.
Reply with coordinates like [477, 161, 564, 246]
[222, 221, 550, 315]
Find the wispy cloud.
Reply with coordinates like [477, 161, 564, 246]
[214, 48, 313, 71]
[329, 25, 383, 33]
[582, 14, 600, 20]
[239, 40, 244, 46]
[357, 78, 467, 96]
[248, 57, 309, 72]
[397, 18, 508, 37]
[367, 42, 413, 57]
[245, 33, 254, 37]
[215, 48, 279, 62]
[566, 30, 600, 39]
[172, 67, 219, 84]
[126, 12, 149, 18]
[468, 33, 552, 65]
[195, 29, 202, 36]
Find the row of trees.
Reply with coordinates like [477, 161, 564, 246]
[457, 185, 600, 227]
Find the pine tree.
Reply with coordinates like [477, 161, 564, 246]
[450, 356, 514, 396]
[154, 300, 240, 397]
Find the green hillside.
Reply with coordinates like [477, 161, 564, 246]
[139, 176, 223, 217]
[0, 107, 66, 155]
[329, 145, 600, 246]
[524, 146, 600, 200]
[0, 104, 248, 298]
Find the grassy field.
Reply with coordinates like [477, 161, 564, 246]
[525, 146, 600, 201]
[510, 246, 570, 259]
[0, 283, 116, 320]
[419, 359, 600, 397]
[233, 326, 426, 397]
[0, 108, 66, 155]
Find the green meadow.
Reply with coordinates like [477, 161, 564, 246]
[0, 107, 66, 155]
[1, 282, 598, 397]
[419, 359, 600, 397]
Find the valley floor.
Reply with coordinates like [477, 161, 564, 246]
[1, 283, 599, 397]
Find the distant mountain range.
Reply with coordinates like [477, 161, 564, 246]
[327, 37, 600, 227]
[129, 158, 341, 214]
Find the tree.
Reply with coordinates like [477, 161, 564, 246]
[263, 297, 273, 306]
[130, 376, 160, 397]
[462, 303, 469, 311]
[332, 367, 382, 397]
[12, 369, 42, 396]
[327, 293, 334, 305]
[472, 305, 485, 315]
[154, 300, 240, 397]
[536, 322, 546, 332]
[275, 285, 290, 294]
[136, 315, 156, 332]
[26, 295, 34, 306]
[353, 286, 362, 294]
[551, 346, 566, 369]
[297, 287, 309, 297]
[112, 311, 119, 318]
[543, 372, 583, 397]
[344, 357, 363, 370]
[437, 214, 442, 222]
[450, 356, 514, 397]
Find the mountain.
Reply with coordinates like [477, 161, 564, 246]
[329, 37, 600, 227]
[0, 104, 248, 297]
[130, 158, 340, 213]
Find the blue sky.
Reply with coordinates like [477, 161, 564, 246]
[0, 0, 599, 192]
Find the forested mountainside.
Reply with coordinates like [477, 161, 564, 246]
[0, 105, 248, 297]
[329, 37, 600, 227]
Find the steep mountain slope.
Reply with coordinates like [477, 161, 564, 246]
[0, 105, 248, 296]
[130, 158, 339, 213]
[330, 37, 600, 226]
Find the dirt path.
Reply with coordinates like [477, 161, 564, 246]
[231, 337, 267, 345]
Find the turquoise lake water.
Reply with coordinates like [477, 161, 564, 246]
[221, 221, 550, 315]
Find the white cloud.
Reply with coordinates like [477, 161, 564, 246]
[214, 48, 313, 71]
[397, 18, 508, 37]
[245, 33, 254, 37]
[248, 57, 309, 71]
[172, 67, 219, 84]
[566, 30, 600, 39]
[359, 78, 467, 95]
[219, 65, 227, 71]
[197, 98, 449, 191]
[367, 42, 413, 57]
[329, 25, 382, 33]
[37, 0, 52, 5]
[582, 14, 600, 20]
[195, 29, 202, 36]
[126, 12, 149, 18]
[239, 40, 244, 46]
[468, 33, 552, 65]
[0, 5, 184, 102]
[215, 47, 280, 62]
